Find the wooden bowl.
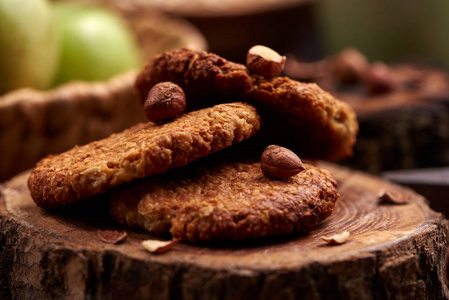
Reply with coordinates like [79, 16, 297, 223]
[0, 4, 207, 182]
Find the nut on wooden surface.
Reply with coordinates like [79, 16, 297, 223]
[321, 231, 350, 245]
[96, 230, 127, 244]
[142, 238, 181, 254]
[143, 81, 186, 122]
[378, 189, 410, 205]
[260, 145, 305, 179]
[247, 45, 286, 78]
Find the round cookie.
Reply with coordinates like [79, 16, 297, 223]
[250, 76, 358, 161]
[135, 48, 358, 161]
[135, 48, 253, 110]
[109, 158, 339, 242]
[28, 102, 261, 208]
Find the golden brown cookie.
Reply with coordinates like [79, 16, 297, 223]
[28, 103, 261, 208]
[109, 157, 339, 242]
[135, 48, 254, 110]
[135, 48, 358, 161]
[250, 76, 358, 161]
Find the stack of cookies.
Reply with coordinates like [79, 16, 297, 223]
[27, 47, 358, 243]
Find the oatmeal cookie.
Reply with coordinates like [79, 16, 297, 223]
[250, 76, 358, 161]
[135, 48, 358, 161]
[110, 158, 339, 242]
[135, 48, 253, 110]
[28, 103, 260, 208]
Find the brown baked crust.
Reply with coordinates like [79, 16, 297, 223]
[250, 76, 359, 161]
[135, 48, 254, 110]
[109, 160, 339, 242]
[28, 103, 261, 208]
[135, 48, 358, 161]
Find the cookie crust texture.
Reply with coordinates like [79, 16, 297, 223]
[252, 76, 358, 161]
[135, 48, 254, 109]
[110, 161, 339, 242]
[135, 48, 358, 161]
[28, 103, 261, 208]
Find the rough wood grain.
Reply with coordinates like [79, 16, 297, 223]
[285, 57, 449, 174]
[1, 163, 448, 300]
[342, 99, 449, 174]
[383, 167, 449, 218]
[338, 64, 449, 174]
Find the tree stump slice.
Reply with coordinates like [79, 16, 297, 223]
[286, 57, 449, 173]
[1, 162, 448, 300]
[333, 64, 449, 174]
[342, 95, 449, 174]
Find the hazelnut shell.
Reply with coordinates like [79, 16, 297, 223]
[247, 45, 286, 78]
[261, 145, 305, 179]
[144, 81, 186, 122]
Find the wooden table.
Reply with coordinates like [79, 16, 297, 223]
[1, 162, 448, 299]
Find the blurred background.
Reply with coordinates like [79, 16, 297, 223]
[317, 0, 449, 67]
[109, 0, 449, 67]
[2, 0, 449, 216]
[128, 0, 449, 67]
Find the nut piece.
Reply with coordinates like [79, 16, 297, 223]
[362, 62, 397, 94]
[261, 145, 305, 179]
[378, 189, 410, 205]
[144, 81, 186, 123]
[321, 231, 350, 245]
[333, 47, 369, 84]
[96, 230, 127, 244]
[247, 45, 286, 78]
[142, 238, 181, 254]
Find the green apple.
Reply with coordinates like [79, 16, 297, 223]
[52, 3, 142, 85]
[0, 0, 59, 94]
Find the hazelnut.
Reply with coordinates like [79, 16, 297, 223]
[362, 62, 397, 94]
[142, 238, 181, 254]
[321, 231, 350, 245]
[247, 45, 286, 78]
[333, 47, 369, 84]
[261, 145, 305, 179]
[378, 189, 410, 205]
[96, 230, 127, 244]
[144, 81, 186, 122]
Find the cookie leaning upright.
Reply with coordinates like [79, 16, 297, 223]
[28, 103, 261, 208]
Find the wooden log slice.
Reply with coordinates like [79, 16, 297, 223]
[1, 163, 448, 300]
[335, 63, 449, 174]
[285, 52, 449, 174]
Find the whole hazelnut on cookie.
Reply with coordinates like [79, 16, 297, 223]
[247, 45, 286, 78]
[261, 145, 305, 179]
[144, 81, 186, 122]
